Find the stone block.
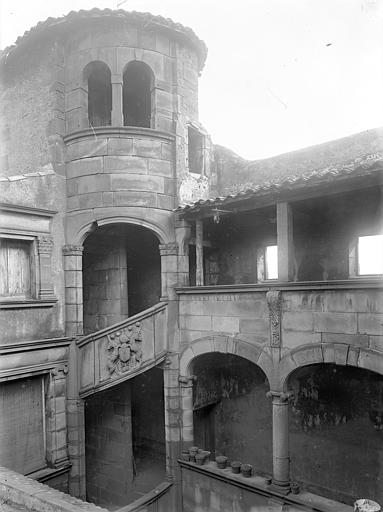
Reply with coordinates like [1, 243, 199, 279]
[113, 191, 157, 207]
[67, 174, 110, 196]
[111, 173, 164, 193]
[78, 192, 103, 210]
[179, 300, 204, 316]
[134, 139, 162, 158]
[283, 311, 314, 331]
[313, 312, 357, 334]
[321, 332, 369, 348]
[107, 138, 134, 155]
[292, 345, 323, 366]
[156, 89, 172, 110]
[358, 348, 383, 374]
[369, 335, 383, 351]
[157, 194, 174, 210]
[156, 34, 170, 55]
[239, 318, 269, 335]
[66, 157, 103, 179]
[234, 341, 261, 364]
[148, 159, 173, 177]
[212, 316, 239, 332]
[181, 315, 212, 331]
[104, 155, 147, 173]
[283, 331, 321, 349]
[66, 138, 107, 161]
[322, 343, 349, 365]
[358, 313, 383, 335]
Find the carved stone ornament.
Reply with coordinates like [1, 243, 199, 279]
[37, 235, 54, 254]
[107, 322, 143, 375]
[159, 243, 178, 256]
[266, 290, 282, 347]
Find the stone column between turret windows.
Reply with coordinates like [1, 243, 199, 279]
[111, 74, 123, 126]
[159, 243, 179, 301]
[267, 390, 292, 494]
[63, 245, 83, 337]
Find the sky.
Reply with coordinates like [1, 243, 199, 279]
[1, 0, 383, 160]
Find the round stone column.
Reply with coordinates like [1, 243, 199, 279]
[268, 391, 291, 494]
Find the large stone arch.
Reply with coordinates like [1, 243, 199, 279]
[179, 335, 273, 388]
[66, 209, 174, 247]
[277, 342, 383, 391]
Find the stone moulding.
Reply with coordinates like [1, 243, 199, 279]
[63, 126, 175, 144]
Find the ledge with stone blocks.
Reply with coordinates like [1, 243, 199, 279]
[179, 460, 353, 512]
[0, 466, 109, 512]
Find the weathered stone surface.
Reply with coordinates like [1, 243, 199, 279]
[314, 312, 357, 334]
[283, 311, 314, 331]
[211, 315, 239, 332]
[104, 155, 147, 172]
[283, 331, 321, 349]
[358, 313, 383, 335]
[321, 332, 369, 348]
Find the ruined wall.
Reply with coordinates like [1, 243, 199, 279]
[289, 364, 383, 505]
[85, 380, 133, 508]
[0, 38, 65, 178]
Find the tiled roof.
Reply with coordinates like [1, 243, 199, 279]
[0, 8, 207, 71]
[177, 129, 383, 214]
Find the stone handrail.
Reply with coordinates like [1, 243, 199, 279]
[116, 481, 172, 512]
[0, 465, 109, 512]
[77, 302, 168, 397]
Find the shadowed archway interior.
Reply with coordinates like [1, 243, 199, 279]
[288, 363, 383, 505]
[82, 223, 161, 335]
[191, 352, 272, 475]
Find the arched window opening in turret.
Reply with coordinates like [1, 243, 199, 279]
[123, 61, 153, 128]
[84, 61, 112, 127]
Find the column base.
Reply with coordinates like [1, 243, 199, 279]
[267, 480, 291, 495]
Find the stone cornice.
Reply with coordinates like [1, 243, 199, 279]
[64, 126, 175, 144]
[0, 203, 57, 217]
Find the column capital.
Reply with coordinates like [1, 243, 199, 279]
[37, 235, 54, 255]
[267, 390, 293, 403]
[50, 365, 69, 379]
[179, 375, 195, 387]
[63, 244, 83, 256]
[159, 243, 178, 256]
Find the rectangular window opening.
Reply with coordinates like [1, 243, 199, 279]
[188, 126, 204, 175]
[265, 245, 278, 280]
[0, 237, 34, 299]
[358, 234, 383, 275]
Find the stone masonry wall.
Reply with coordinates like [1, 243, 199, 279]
[85, 380, 133, 509]
[65, 132, 175, 214]
[0, 38, 65, 178]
